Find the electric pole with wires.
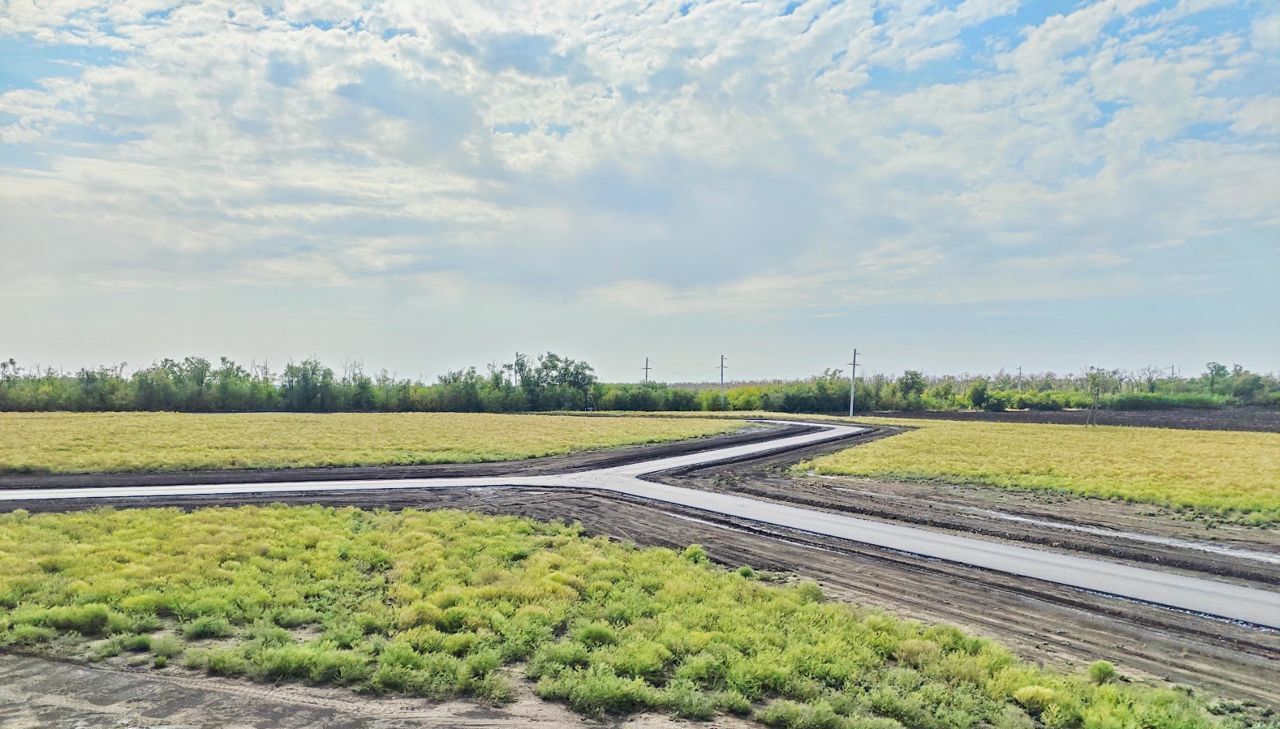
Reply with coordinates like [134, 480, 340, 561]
[846, 349, 860, 417]
[642, 357, 652, 383]
[719, 355, 727, 409]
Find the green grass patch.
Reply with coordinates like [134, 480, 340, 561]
[0, 506, 1243, 727]
[802, 418, 1280, 525]
[0, 412, 743, 474]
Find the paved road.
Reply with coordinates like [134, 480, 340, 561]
[5, 420, 1277, 628]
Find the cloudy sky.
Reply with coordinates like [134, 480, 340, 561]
[1, 0, 1277, 382]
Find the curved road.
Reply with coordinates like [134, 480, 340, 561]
[5, 420, 1277, 628]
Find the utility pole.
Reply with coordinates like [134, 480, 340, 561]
[846, 349, 859, 417]
[719, 355, 727, 407]
[1017, 366, 1023, 391]
[1169, 365, 1176, 379]
[642, 357, 652, 383]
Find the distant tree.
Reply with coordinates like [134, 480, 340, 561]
[897, 370, 926, 399]
[1204, 362, 1229, 394]
[281, 359, 337, 412]
[966, 379, 989, 409]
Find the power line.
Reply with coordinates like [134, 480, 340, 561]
[719, 355, 727, 405]
[846, 349, 860, 417]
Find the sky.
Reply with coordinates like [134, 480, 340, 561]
[1, 0, 1277, 383]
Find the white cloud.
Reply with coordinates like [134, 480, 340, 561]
[0, 0, 1277, 373]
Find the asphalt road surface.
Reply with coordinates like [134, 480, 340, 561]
[5, 420, 1277, 628]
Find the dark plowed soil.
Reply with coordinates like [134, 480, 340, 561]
[0, 422, 807, 489]
[873, 407, 1280, 432]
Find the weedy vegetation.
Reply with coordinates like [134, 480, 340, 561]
[0, 412, 741, 474]
[802, 418, 1280, 525]
[0, 506, 1242, 728]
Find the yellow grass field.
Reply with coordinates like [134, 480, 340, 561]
[0, 412, 744, 474]
[803, 417, 1280, 524]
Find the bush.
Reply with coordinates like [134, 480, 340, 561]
[2, 624, 57, 645]
[30, 603, 114, 636]
[528, 641, 591, 679]
[1013, 685, 1057, 715]
[1087, 660, 1117, 685]
[795, 581, 824, 604]
[539, 665, 660, 716]
[184, 615, 234, 640]
[474, 672, 517, 705]
[309, 649, 370, 685]
[756, 699, 844, 729]
[149, 635, 183, 658]
[573, 622, 618, 647]
[682, 544, 709, 564]
[250, 645, 314, 681]
[894, 639, 941, 669]
[662, 678, 717, 720]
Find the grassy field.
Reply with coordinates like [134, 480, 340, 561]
[802, 417, 1280, 525]
[0, 412, 743, 474]
[0, 505, 1229, 728]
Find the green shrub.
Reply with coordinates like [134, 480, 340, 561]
[397, 601, 444, 630]
[1013, 685, 1057, 715]
[31, 604, 113, 636]
[149, 635, 182, 659]
[601, 639, 673, 681]
[474, 672, 517, 705]
[713, 690, 754, 716]
[528, 640, 591, 679]
[795, 581, 824, 604]
[1087, 661, 1117, 685]
[184, 615, 234, 640]
[203, 648, 249, 676]
[682, 544, 709, 564]
[539, 665, 660, 716]
[757, 699, 844, 729]
[249, 645, 314, 681]
[573, 621, 617, 647]
[3, 624, 57, 646]
[662, 678, 717, 720]
[894, 639, 941, 669]
[272, 607, 320, 628]
[309, 649, 370, 685]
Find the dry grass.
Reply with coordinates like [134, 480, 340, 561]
[803, 417, 1280, 524]
[0, 412, 743, 474]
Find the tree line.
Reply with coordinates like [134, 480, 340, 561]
[0, 355, 1274, 414]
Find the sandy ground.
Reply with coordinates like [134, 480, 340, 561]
[0, 656, 757, 729]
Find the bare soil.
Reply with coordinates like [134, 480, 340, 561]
[0, 654, 756, 729]
[873, 407, 1280, 432]
[647, 434, 1280, 586]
